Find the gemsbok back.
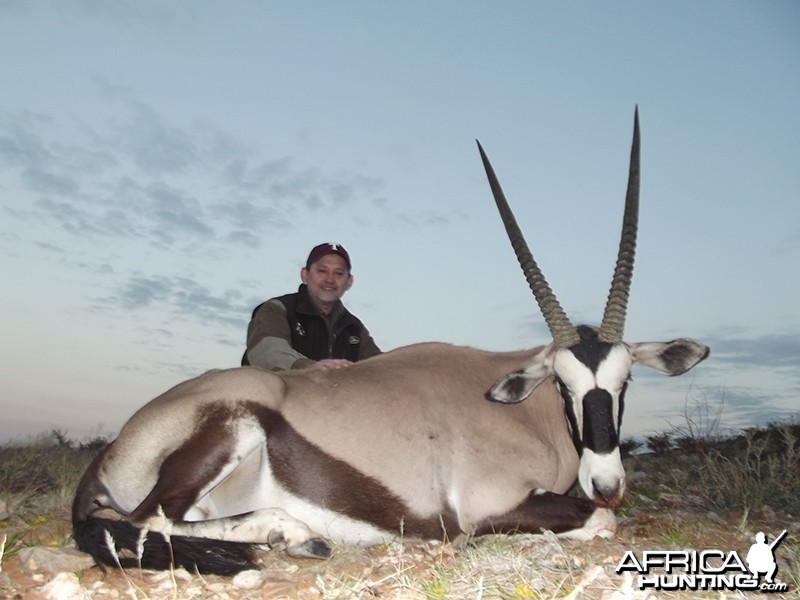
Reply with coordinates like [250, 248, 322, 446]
[73, 108, 709, 575]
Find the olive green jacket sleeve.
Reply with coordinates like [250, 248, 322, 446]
[244, 299, 315, 370]
[356, 327, 382, 361]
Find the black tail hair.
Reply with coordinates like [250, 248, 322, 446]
[73, 518, 258, 576]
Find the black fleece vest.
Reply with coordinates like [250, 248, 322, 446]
[242, 286, 364, 367]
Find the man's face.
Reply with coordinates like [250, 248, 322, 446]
[301, 253, 353, 312]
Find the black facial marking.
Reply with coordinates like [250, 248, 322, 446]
[617, 381, 627, 427]
[557, 378, 583, 454]
[569, 326, 613, 373]
[582, 389, 618, 454]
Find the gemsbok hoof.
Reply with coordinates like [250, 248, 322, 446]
[585, 507, 617, 539]
[286, 537, 333, 559]
[559, 508, 618, 541]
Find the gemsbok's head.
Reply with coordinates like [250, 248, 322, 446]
[478, 108, 709, 508]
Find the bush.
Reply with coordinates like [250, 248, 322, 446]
[624, 388, 800, 518]
[619, 438, 642, 458]
[644, 432, 673, 454]
[0, 430, 107, 516]
[692, 421, 800, 514]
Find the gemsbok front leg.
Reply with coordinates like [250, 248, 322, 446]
[473, 491, 616, 541]
[142, 507, 332, 559]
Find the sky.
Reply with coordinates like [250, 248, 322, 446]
[1, 1, 798, 444]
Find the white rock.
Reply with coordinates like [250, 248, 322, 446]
[18, 546, 96, 574]
[232, 568, 265, 589]
[42, 572, 90, 600]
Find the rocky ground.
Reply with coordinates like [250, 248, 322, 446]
[1, 495, 797, 599]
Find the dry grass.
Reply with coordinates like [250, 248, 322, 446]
[627, 415, 800, 517]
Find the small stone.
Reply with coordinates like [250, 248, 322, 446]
[232, 569, 265, 589]
[628, 471, 647, 483]
[260, 580, 298, 598]
[42, 572, 90, 600]
[18, 546, 96, 575]
[750, 505, 776, 522]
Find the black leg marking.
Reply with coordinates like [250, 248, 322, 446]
[473, 490, 596, 536]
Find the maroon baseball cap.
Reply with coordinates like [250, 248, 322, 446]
[305, 243, 351, 270]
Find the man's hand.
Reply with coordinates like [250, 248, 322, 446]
[307, 359, 353, 371]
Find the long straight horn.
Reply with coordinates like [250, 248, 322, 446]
[477, 140, 580, 349]
[598, 107, 641, 343]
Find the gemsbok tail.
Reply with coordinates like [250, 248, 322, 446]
[73, 517, 258, 576]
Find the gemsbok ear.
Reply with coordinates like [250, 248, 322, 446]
[630, 339, 710, 376]
[485, 354, 554, 404]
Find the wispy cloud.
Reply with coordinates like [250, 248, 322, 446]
[108, 273, 251, 331]
[117, 275, 172, 309]
[1, 88, 463, 360]
[772, 231, 800, 256]
[1, 90, 390, 255]
[703, 332, 800, 370]
[110, 101, 198, 174]
[656, 384, 799, 434]
[7, 1, 198, 40]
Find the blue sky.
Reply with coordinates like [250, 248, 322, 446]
[1, 1, 798, 443]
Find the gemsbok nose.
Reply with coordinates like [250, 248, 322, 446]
[591, 476, 625, 508]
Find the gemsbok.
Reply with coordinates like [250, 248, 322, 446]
[73, 108, 709, 575]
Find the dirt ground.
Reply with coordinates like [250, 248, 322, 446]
[1, 503, 797, 599]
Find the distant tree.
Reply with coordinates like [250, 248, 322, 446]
[619, 437, 643, 458]
[80, 437, 109, 452]
[50, 429, 74, 448]
[674, 434, 710, 455]
[645, 431, 673, 454]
